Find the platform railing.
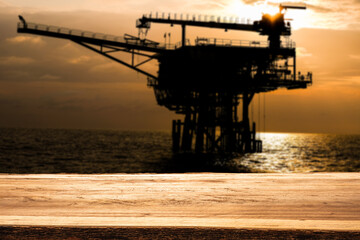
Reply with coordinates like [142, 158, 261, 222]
[296, 72, 313, 83]
[269, 71, 313, 83]
[18, 22, 174, 50]
[195, 37, 295, 48]
[195, 37, 268, 48]
[143, 12, 255, 25]
[19, 22, 124, 41]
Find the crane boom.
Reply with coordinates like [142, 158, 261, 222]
[137, 17, 257, 32]
[280, 4, 307, 12]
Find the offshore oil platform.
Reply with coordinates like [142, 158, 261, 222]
[17, 4, 312, 155]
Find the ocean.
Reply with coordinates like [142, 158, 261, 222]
[0, 128, 359, 173]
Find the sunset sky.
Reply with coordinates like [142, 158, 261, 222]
[0, 0, 359, 134]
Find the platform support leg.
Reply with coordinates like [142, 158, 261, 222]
[195, 94, 207, 153]
[172, 120, 181, 152]
[242, 93, 253, 153]
[181, 112, 192, 152]
[195, 112, 204, 153]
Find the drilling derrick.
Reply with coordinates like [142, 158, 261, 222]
[17, 4, 312, 155]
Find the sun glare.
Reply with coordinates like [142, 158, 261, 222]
[258, 1, 280, 15]
[225, 0, 279, 21]
[224, 0, 308, 29]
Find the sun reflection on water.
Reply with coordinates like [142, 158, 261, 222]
[236, 132, 360, 173]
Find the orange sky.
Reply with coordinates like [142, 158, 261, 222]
[0, 0, 359, 134]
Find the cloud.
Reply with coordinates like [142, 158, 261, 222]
[242, 0, 265, 4]
[68, 55, 91, 64]
[0, 56, 35, 65]
[0, 0, 9, 7]
[6, 36, 45, 45]
[238, 0, 360, 30]
[349, 54, 360, 60]
[39, 74, 61, 80]
[305, 3, 332, 13]
[90, 62, 123, 73]
[189, 2, 227, 11]
[296, 47, 312, 57]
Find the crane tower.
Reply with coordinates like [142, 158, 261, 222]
[17, 4, 312, 154]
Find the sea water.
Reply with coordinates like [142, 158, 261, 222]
[0, 128, 359, 173]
